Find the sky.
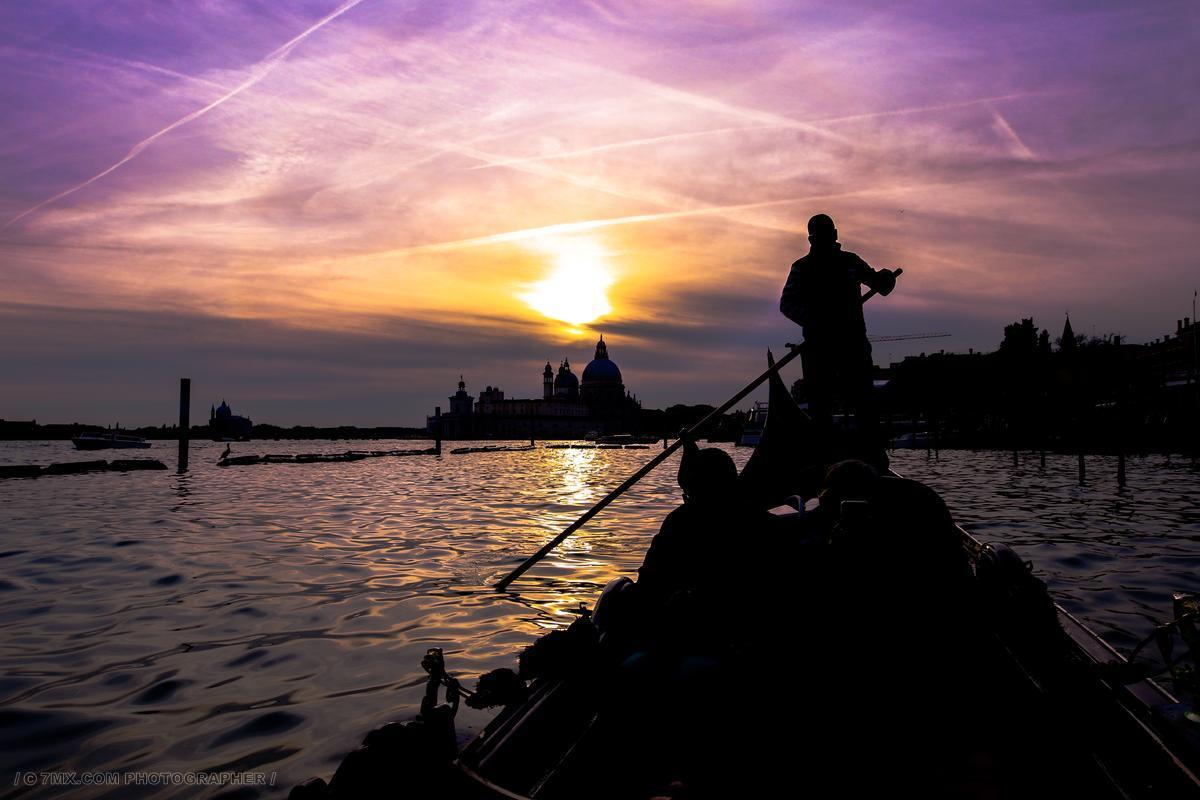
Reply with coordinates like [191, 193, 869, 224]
[1, 0, 1198, 426]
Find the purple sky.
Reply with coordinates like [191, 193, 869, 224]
[2, 0, 1198, 426]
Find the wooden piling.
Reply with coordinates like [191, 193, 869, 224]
[925, 411, 932, 460]
[177, 378, 190, 472]
[434, 407, 442, 455]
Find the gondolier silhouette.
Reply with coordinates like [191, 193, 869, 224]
[780, 214, 897, 461]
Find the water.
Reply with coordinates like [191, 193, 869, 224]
[1, 441, 1197, 797]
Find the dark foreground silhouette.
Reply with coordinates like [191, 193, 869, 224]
[287, 230, 1199, 797]
[290, 399, 1200, 798]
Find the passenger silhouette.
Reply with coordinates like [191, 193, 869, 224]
[637, 441, 753, 621]
[623, 441, 790, 798]
[789, 458, 980, 794]
[780, 214, 896, 464]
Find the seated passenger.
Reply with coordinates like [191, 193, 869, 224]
[635, 442, 795, 646]
[624, 442, 788, 796]
[817, 458, 972, 613]
[808, 459, 980, 792]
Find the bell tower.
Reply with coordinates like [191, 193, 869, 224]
[449, 375, 473, 416]
[543, 362, 553, 400]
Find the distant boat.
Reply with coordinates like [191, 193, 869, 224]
[72, 432, 151, 450]
[891, 431, 932, 449]
[594, 433, 659, 445]
[736, 400, 769, 446]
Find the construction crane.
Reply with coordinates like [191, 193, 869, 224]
[869, 331, 951, 343]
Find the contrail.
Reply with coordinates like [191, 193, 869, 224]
[370, 139, 1129, 262]
[989, 104, 1037, 160]
[466, 125, 780, 171]
[466, 92, 1045, 173]
[0, 36, 227, 90]
[3, 0, 367, 230]
[371, 198, 806, 258]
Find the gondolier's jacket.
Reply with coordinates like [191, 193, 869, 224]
[780, 244, 888, 343]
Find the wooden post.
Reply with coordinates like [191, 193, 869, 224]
[434, 406, 442, 455]
[177, 378, 190, 472]
[1117, 451, 1126, 487]
[1078, 452, 1085, 485]
[932, 412, 939, 460]
[925, 410, 932, 460]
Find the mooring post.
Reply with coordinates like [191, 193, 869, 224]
[434, 406, 442, 455]
[1117, 451, 1126, 487]
[925, 410, 932, 460]
[1078, 452, 1086, 485]
[932, 412, 939, 460]
[177, 377, 190, 472]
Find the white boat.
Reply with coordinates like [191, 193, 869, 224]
[594, 434, 659, 445]
[737, 400, 769, 446]
[890, 431, 932, 449]
[71, 432, 151, 450]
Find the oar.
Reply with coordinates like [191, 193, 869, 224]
[493, 268, 901, 591]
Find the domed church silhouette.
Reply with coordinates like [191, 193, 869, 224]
[428, 335, 641, 438]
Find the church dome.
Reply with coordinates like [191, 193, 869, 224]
[553, 358, 579, 399]
[582, 335, 621, 385]
[582, 358, 621, 384]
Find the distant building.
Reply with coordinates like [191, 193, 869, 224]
[0, 419, 37, 439]
[210, 400, 253, 441]
[1059, 314, 1077, 353]
[427, 335, 641, 438]
[1140, 316, 1198, 393]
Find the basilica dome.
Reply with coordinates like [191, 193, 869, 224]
[553, 359, 579, 400]
[582, 335, 621, 384]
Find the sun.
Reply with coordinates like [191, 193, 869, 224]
[519, 236, 614, 326]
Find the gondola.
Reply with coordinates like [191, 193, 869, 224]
[291, 357, 1200, 799]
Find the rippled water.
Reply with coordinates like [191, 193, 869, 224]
[1, 440, 1197, 798]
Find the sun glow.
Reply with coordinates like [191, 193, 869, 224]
[520, 237, 614, 326]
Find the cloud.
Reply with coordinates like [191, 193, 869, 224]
[1, 0, 1198, 423]
[3, 0, 369, 229]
